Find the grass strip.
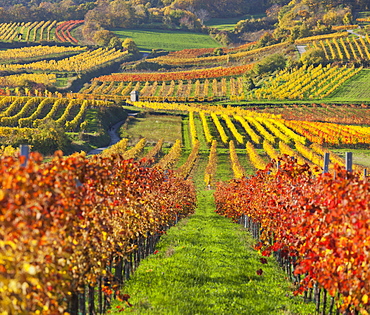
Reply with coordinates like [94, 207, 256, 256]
[204, 14, 266, 30]
[326, 69, 370, 102]
[109, 189, 315, 314]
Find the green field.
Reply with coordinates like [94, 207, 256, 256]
[204, 14, 265, 30]
[326, 69, 370, 102]
[111, 28, 221, 52]
[119, 112, 183, 146]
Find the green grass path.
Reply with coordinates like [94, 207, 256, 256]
[110, 190, 314, 314]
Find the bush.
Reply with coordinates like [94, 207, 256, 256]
[133, 61, 165, 71]
[122, 38, 140, 55]
[210, 30, 232, 45]
[253, 53, 287, 75]
[213, 47, 224, 56]
[5, 119, 70, 155]
[300, 47, 325, 65]
[93, 30, 116, 46]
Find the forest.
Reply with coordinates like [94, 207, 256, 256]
[0, 0, 367, 48]
[0, 0, 368, 25]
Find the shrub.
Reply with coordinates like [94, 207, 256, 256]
[253, 53, 287, 75]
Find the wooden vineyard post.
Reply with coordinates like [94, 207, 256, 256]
[79, 288, 86, 315]
[98, 277, 103, 314]
[345, 152, 353, 172]
[88, 285, 95, 315]
[323, 152, 330, 174]
[20, 144, 30, 166]
[69, 292, 79, 315]
[117, 256, 124, 283]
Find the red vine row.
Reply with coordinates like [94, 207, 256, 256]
[55, 20, 83, 44]
[215, 156, 370, 314]
[0, 151, 196, 314]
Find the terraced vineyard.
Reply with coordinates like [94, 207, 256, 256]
[0, 20, 83, 44]
[1, 8, 370, 315]
[0, 96, 115, 131]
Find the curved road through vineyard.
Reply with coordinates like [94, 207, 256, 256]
[87, 120, 125, 155]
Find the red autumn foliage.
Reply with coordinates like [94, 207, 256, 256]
[215, 156, 370, 313]
[0, 151, 196, 314]
[55, 20, 84, 44]
[94, 64, 253, 83]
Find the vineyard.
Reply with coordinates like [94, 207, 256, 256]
[215, 157, 370, 314]
[246, 64, 362, 100]
[78, 64, 362, 102]
[310, 34, 370, 62]
[95, 101, 370, 314]
[0, 96, 116, 131]
[0, 48, 127, 74]
[0, 20, 82, 44]
[128, 101, 370, 173]
[0, 151, 196, 314]
[258, 103, 370, 125]
[147, 42, 289, 67]
[0, 27, 366, 102]
[76, 32, 370, 103]
[80, 75, 246, 102]
[0, 45, 128, 93]
[1, 8, 370, 315]
[0, 45, 86, 64]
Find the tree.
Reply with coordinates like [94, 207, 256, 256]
[194, 8, 210, 24]
[109, 0, 137, 27]
[122, 38, 140, 55]
[81, 20, 101, 42]
[257, 32, 278, 47]
[93, 30, 116, 46]
[108, 36, 123, 50]
[8, 4, 31, 21]
[299, 23, 310, 38]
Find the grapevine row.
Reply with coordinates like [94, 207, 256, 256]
[0, 151, 196, 314]
[176, 140, 200, 179]
[204, 140, 217, 187]
[0, 48, 127, 73]
[155, 139, 182, 169]
[247, 65, 361, 100]
[215, 157, 370, 314]
[229, 140, 245, 179]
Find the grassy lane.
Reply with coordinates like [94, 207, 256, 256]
[110, 191, 315, 314]
[108, 110, 314, 314]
